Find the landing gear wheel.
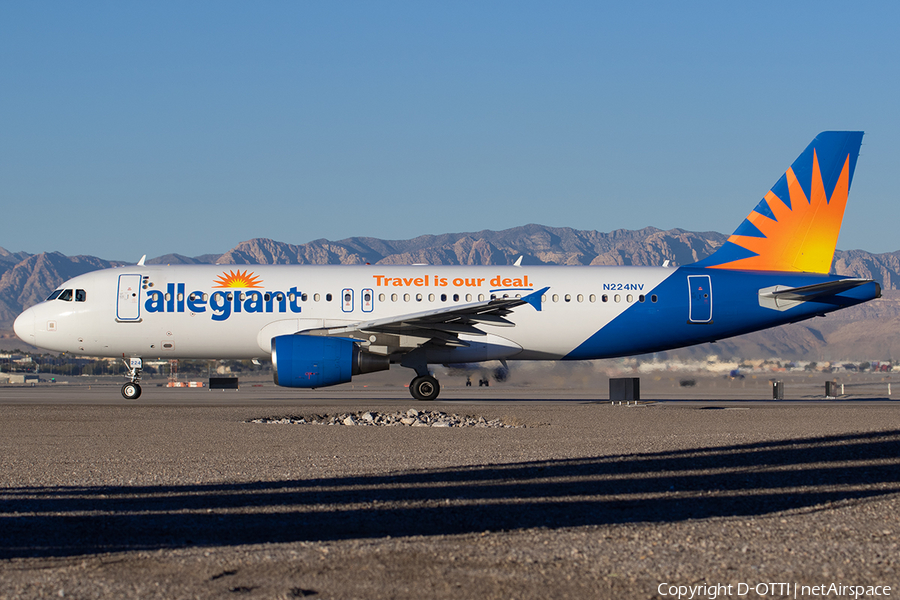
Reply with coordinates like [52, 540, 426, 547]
[410, 375, 440, 401]
[121, 382, 142, 400]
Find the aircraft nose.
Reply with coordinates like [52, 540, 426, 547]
[13, 308, 35, 345]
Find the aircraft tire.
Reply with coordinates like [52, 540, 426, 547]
[122, 382, 142, 400]
[410, 375, 440, 401]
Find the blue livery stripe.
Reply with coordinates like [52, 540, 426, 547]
[565, 267, 880, 360]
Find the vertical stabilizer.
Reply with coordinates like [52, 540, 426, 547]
[695, 131, 863, 273]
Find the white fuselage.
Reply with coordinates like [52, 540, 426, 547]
[14, 264, 673, 362]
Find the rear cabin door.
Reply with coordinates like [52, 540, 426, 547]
[687, 275, 712, 323]
[117, 274, 142, 321]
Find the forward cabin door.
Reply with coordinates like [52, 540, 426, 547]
[117, 274, 142, 321]
[687, 275, 712, 323]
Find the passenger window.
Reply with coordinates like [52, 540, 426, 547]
[314, 293, 321, 301]
[589, 294, 596, 302]
[577, 294, 583, 302]
[615, 294, 621, 302]
[651, 294, 658, 303]
[264, 293, 271, 301]
[326, 293, 333, 302]
[453, 294, 459, 302]
[379, 293, 385, 302]
[478, 294, 484, 301]
[466, 294, 472, 302]
[47, 290, 63, 301]
[403, 293, 410, 302]
[416, 293, 423, 302]
[75, 289, 86, 302]
[301, 293, 307, 301]
[391, 293, 398, 302]
[428, 293, 435, 302]
[564, 294, 571, 302]
[58, 289, 73, 301]
[639, 294, 645, 302]
[602, 294, 608, 303]
[441, 294, 447, 302]
[552, 294, 559, 302]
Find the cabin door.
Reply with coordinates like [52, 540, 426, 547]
[117, 274, 142, 321]
[687, 275, 712, 323]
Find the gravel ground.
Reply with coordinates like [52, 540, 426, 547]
[0, 385, 898, 599]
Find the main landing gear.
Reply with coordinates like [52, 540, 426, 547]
[121, 357, 143, 400]
[409, 375, 440, 401]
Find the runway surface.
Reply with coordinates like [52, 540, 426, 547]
[1, 382, 898, 599]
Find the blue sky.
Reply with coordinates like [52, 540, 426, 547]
[2, 1, 898, 260]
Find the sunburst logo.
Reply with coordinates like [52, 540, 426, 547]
[693, 132, 863, 275]
[213, 269, 264, 288]
[718, 149, 850, 273]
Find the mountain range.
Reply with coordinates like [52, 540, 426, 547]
[2, 225, 899, 360]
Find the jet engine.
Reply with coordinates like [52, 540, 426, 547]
[271, 334, 389, 388]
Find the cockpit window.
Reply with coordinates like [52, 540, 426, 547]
[75, 289, 86, 302]
[57, 289, 73, 301]
[47, 290, 63, 301]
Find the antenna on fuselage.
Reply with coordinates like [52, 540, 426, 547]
[137, 255, 146, 266]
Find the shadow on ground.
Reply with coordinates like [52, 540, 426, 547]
[2, 430, 899, 558]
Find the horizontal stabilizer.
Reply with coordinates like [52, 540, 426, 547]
[758, 278, 879, 311]
[767, 278, 874, 301]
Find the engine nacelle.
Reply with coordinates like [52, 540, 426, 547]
[271, 334, 389, 388]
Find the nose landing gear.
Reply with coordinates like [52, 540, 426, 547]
[122, 381, 141, 400]
[121, 357, 143, 400]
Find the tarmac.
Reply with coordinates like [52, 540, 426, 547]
[0, 376, 898, 599]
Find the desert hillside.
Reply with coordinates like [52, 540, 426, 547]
[2, 226, 898, 361]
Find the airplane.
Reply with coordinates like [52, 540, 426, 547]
[13, 131, 881, 401]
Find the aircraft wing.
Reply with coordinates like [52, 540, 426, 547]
[319, 286, 549, 347]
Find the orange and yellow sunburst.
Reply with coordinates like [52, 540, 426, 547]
[718, 149, 850, 274]
[213, 269, 264, 288]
